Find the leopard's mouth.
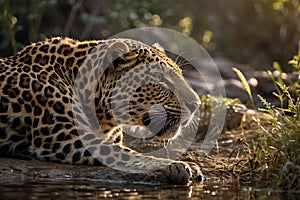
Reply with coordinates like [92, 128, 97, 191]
[142, 112, 181, 140]
[156, 107, 198, 140]
[155, 124, 180, 140]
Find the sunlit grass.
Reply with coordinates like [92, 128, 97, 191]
[233, 44, 300, 192]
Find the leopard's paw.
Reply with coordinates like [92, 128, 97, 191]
[161, 161, 203, 184]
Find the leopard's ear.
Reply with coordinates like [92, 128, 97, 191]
[152, 42, 166, 54]
[107, 41, 129, 63]
[106, 41, 138, 71]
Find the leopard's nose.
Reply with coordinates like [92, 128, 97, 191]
[185, 101, 201, 113]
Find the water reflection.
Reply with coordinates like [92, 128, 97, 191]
[0, 180, 298, 200]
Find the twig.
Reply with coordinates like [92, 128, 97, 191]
[64, 0, 84, 35]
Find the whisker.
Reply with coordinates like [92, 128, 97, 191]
[177, 56, 198, 70]
[174, 51, 187, 65]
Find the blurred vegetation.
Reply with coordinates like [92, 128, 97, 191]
[1, 0, 300, 69]
[0, 0, 56, 55]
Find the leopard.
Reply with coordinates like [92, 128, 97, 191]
[0, 36, 202, 184]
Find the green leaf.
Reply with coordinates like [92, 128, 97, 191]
[272, 92, 283, 100]
[258, 94, 272, 110]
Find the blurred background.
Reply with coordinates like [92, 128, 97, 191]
[1, 0, 300, 104]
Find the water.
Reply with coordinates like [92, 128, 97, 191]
[0, 179, 298, 200]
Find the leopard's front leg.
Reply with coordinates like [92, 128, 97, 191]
[81, 126, 202, 184]
[84, 141, 202, 184]
[30, 124, 202, 184]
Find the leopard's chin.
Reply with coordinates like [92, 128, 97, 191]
[155, 123, 181, 140]
[156, 113, 196, 140]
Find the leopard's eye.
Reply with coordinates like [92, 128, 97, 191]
[154, 72, 163, 82]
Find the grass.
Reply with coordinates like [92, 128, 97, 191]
[233, 43, 300, 192]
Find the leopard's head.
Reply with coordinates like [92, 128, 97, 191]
[99, 39, 201, 140]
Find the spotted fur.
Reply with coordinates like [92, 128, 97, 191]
[0, 37, 201, 184]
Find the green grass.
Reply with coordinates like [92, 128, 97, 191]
[233, 43, 300, 192]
